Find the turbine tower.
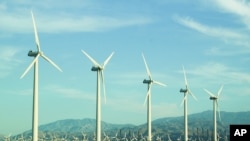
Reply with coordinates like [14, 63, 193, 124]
[81, 50, 114, 141]
[142, 53, 166, 141]
[20, 11, 62, 141]
[179, 66, 197, 141]
[204, 85, 223, 141]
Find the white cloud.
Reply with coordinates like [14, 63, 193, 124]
[0, 47, 21, 62]
[44, 85, 95, 100]
[38, 15, 152, 33]
[1, 88, 33, 96]
[174, 16, 246, 39]
[188, 62, 250, 84]
[205, 46, 250, 56]
[0, 9, 31, 33]
[174, 15, 250, 49]
[213, 0, 250, 29]
[8, 0, 92, 10]
[0, 1, 152, 34]
[0, 47, 22, 78]
[0, 13, 151, 33]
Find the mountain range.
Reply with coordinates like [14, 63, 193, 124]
[2, 110, 250, 140]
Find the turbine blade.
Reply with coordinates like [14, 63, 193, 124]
[204, 88, 216, 97]
[153, 80, 167, 87]
[81, 50, 101, 68]
[41, 54, 63, 72]
[180, 93, 188, 106]
[142, 53, 152, 80]
[217, 85, 223, 98]
[101, 71, 106, 104]
[188, 90, 198, 101]
[20, 54, 40, 79]
[182, 65, 188, 87]
[31, 11, 41, 52]
[143, 84, 151, 106]
[103, 52, 114, 69]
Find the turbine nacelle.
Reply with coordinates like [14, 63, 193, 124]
[143, 79, 152, 84]
[91, 66, 102, 71]
[180, 88, 187, 93]
[28, 50, 38, 57]
[210, 97, 217, 100]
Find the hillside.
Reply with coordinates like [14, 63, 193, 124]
[38, 118, 136, 133]
[2, 110, 250, 141]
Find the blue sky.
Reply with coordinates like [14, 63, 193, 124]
[1, 0, 250, 135]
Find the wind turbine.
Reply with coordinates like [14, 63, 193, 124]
[121, 132, 128, 141]
[167, 134, 172, 141]
[179, 66, 197, 141]
[4, 134, 11, 141]
[20, 11, 62, 141]
[82, 132, 87, 141]
[204, 85, 223, 141]
[103, 132, 110, 141]
[111, 131, 119, 141]
[81, 50, 114, 141]
[156, 135, 161, 141]
[131, 132, 137, 141]
[18, 134, 24, 141]
[142, 53, 166, 141]
[61, 134, 67, 141]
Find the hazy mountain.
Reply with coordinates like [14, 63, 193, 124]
[5, 110, 250, 140]
[38, 118, 136, 133]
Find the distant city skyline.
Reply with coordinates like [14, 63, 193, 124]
[1, 0, 250, 135]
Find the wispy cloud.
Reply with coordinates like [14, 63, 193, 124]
[174, 15, 246, 39]
[0, 47, 22, 78]
[174, 15, 250, 49]
[2, 88, 33, 96]
[188, 62, 250, 84]
[0, 4, 31, 33]
[204, 46, 250, 56]
[38, 15, 152, 33]
[213, 0, 250, 29]
[44, 85, 95, 100]
[0, 1, 152, 34]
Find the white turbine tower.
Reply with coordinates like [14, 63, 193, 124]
[204, 85, 223, 141]
[142, 53, 166, 141]
[20, 11, 62, 141]
[179, 66, 197, 141]
[81, 50, 114, 141]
